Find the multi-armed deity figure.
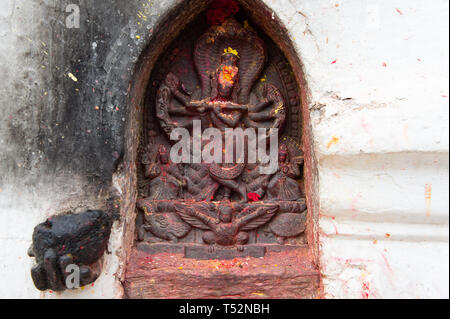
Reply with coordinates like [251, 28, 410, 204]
[138, 15, 306, 254]
[155, 18, 288, 203]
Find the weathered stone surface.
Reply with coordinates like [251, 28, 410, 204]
[184, 245, 266, 260]
[136, 242, 186, 255]
[124, 249, 320, 299]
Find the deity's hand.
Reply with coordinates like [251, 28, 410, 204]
[189, 100, 207, 107]
[292, 156, 304, 165]
[187, 99, 209, 113]
[220, 102, 248, 112]
[260, 96, 271, 105]
[263, 83, 280, 103]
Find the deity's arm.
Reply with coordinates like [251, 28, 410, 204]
[247, 111, 272, 121]
[250, 98, 272, 113]
[185, 99, 210, 114]
[260, 173, 273, 188]
[285, 162, 301, 179]
[222, 102, 248, 111]
[193, 211, 216, 227]
[267, 170, 281, 189]
[170, 105, 194, 116]
[169, 88, 188, 105]
[248, 101, 284, 122]
[236, 207, 269, 228]
[168, 164, 185, 182]
[237, 213, 256, 227]
[168, 91, 198, 116]
[166, 174, 185, 188]
[248, 83, 286, 124]
[156, 87, 192, 124]
[160, 73, 203, 116]
[145, 163, 161, 179]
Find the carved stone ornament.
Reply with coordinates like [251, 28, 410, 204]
[28, 210, 113, 291]
[137, 4, 306, 259]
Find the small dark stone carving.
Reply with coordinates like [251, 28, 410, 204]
[28, 210, 113, 291]
[267, 143, 303, 201]
[143, 144, 186, 200]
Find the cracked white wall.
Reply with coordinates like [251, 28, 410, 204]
[266, 0, 449, 298]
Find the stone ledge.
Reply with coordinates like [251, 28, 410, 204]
[136, 242, 308, 259]
[124, 248, 320, 299]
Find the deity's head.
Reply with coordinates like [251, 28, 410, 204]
[218, 205, 233, 223]
[165, 72, 180, 90]
[216, 48, 240, 99]
[159, 144, 169, 164]
[279, 144, 289, 163]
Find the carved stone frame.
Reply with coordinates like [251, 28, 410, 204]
[120, 0, 320, 298]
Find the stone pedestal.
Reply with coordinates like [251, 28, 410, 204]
[124, 247, 320, 299]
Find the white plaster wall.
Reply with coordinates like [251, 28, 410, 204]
[0, 0, 448, 299]
[265, 0, 449, 298]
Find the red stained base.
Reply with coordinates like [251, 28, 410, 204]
[124, 248, 320, 299]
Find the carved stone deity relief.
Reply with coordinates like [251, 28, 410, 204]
[136, 4, 306, 259]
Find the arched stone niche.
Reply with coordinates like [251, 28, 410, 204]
[121, 0, 320, 299]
